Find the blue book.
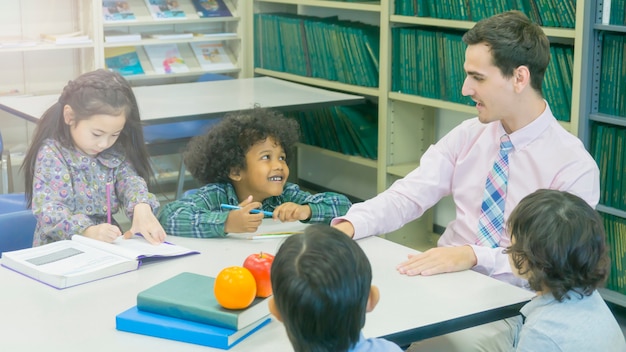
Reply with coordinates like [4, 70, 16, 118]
[192, 0, 232, 18]
[116, 306, 271, 350]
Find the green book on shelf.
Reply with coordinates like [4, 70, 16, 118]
[603, 126, 617, 207]
[612, 128, 625, 208]
[136, 272, 270, 331]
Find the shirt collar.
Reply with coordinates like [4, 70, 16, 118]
[504, 101, 553, 151]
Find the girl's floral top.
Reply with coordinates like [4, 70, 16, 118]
[32, 138, 159, 246]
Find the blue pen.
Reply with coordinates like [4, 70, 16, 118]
[220, 204, 273, 217]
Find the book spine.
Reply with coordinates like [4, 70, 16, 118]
[602, 0, 612, 25]
[136, 295, 238, 330]
[116, 307, 229, 349]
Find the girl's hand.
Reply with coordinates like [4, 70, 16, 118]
[272, 202, 311, 222]
[224, 195, 264, 233]
[125, 203, 167, 244]
[83, 223, 122, 243]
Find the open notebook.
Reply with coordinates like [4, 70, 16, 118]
[1, 234, 199, 289]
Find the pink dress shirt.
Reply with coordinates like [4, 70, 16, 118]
[332, 104, 600, 286]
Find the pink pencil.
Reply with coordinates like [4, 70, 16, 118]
[106, 182, 112, 224]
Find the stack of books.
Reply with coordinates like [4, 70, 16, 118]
[116, 272, 272, 349]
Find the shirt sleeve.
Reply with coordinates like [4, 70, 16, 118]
[115, 159, 160, 219]
[515, 326, 561, 352]
[32, 144, 94, 242]
[332, 142, 455, 240]
[280, 183, 352, 224]
[157, 187, 229, 238]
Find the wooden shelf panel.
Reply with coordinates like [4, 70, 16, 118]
[296, 143, 377, 169]
[387, 162, 418, 178]
[255, 68, 381, 97]
[389, 92, 477, 114]
[254, 0, 381, 12]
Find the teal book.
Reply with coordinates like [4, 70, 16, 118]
[105, 47, 144, 76]
[136, 272, 270, 330]
[116, 306, 271, 350]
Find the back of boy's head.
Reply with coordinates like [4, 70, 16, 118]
[506, 189, 609, 301]
[183, 106, 300, 184]
[271, 224, 371, 352]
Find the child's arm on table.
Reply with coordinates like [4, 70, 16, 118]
[124, 203, 167, 244]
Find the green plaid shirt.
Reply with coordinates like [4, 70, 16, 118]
[157, 182, 351, 238]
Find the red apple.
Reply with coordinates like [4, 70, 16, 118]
[243, 252, 275, 298]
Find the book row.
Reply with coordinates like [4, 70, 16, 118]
[603, 213, 626, 296]
[591, 123, 626, 211]
[288, 102, 378, 160]
[391, 27, 573, 122]
[598, 32, 626, 119]
[254, 13, 379, 87]
[604, 0, 626, 26]
[395, 0, 576, 28]
[104, 42, 235, 76]
[103, 0, 232, 22]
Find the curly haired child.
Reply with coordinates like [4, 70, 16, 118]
[158, 107, 351, 238]
[506, 189, 626, 351]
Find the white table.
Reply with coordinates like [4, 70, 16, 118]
[0, 77, 363, 125]
[0, 235, 534, 351]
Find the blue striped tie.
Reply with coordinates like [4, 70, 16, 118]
[477, 135, 513, 248]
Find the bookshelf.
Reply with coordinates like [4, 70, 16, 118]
[579, 0, 626, 307]
[0, 0, 252, 193]
[101, 0, 248, 83]
[0, 1, 249, 95]
[248, 0, 584, 250]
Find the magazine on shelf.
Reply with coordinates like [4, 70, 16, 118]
[144, 0, 187, 20]
[189, 42, 235, 71]
[1, 234, 199, 289]
[144, 43, 190, 74]
[105, 47, 145, 76]
[192, 0, 232, 18]
[102, 0, 136, 22]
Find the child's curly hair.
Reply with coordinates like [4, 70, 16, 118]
[184, 107, 300, 184]
[505, 189, 609, 301]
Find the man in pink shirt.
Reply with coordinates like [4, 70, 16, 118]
[332, 10, 599, 352]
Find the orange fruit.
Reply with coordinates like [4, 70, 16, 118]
[214, 266, 257, 309]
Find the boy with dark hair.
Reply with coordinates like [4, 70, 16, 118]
[506, 189, 626, 351]
[268, 224, 402, 352]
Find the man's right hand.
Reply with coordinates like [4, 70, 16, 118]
[332, 221, 355, 238]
